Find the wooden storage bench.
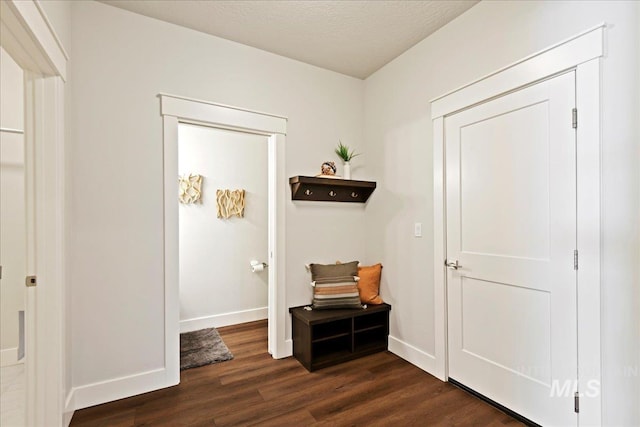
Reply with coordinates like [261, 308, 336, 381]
[289, 303, 391, 372]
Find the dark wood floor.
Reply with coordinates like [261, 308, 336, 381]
[71, 320, 523, 426]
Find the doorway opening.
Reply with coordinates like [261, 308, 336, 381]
[177, 123, 270, 364]
[160, 94, 289, 386]
[0, 46, 27, 427]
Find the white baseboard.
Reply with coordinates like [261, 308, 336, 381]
[388, 335, 438, 376]
[71, 367, 176, 410]
[0, 347, 22, 367]
[64, 389, 75, 426]
[64, 410, 74, 427]
[180, 307, 268, 333]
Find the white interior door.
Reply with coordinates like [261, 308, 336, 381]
[445, 72, 577, 426]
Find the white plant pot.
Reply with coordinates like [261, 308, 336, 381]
[343, 162, 351, 180]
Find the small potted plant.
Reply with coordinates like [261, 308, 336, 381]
[334, 141, 360, 180]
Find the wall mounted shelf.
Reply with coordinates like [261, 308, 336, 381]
[289, 176, 376, 203]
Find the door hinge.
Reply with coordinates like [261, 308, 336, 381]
[572, 108, 578, 129]
[574, 391, 580, 413]
[574, 250, 579, 270]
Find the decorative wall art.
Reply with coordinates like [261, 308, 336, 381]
[179, 174, 203, 204]
[216, 189, 245, 219]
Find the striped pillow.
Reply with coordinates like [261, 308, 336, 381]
[310, 261, 363, 310]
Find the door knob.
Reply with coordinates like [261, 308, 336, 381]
[445, 259, 461, 270]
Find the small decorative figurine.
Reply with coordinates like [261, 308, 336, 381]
[321, 161, 337, 176]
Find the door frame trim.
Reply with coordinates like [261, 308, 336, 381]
[432, 25, 604, 425]
[1, 0, 67, 425]
[160, 94, 289, 387]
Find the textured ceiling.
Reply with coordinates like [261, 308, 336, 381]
[99, 0, 478, 79]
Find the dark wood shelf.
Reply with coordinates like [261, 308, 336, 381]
[312, 332, 351, 343]
[289, 175, 376, 203]
[289, 303, 391, 372]
[354, 325, 385, 334]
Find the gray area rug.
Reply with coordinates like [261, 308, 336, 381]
[180, 327, 234, 371]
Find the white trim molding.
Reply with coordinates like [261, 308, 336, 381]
[160, 93, 289, 389]
[160, 93, 286, 135]
[432, 26, 604, 425]
[26, 71, 67, 427]
[431, 116, 447, 382]
[267, 132, 290, 359]
[70, 368, 168, 411]
[0, 0, 67, 80]
[63, 390, 74, 427]
[388, 336, 437, 374]
[574, 58, 603, 425]
[2, 1, 68, 423]
[430, 24, 604, 119]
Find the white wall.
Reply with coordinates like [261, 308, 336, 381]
[178, 124, 268, 331]
[0, 47, 25, 366]
[68, 0, 365, 404]
[364, 1, 639, 424]
[0, 48, 23, 130]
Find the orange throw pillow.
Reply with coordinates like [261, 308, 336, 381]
[357, 264, 384, 304]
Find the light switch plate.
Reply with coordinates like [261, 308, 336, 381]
[414, 222, 422, 237]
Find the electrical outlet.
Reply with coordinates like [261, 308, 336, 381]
[414, 222, 422, 237]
